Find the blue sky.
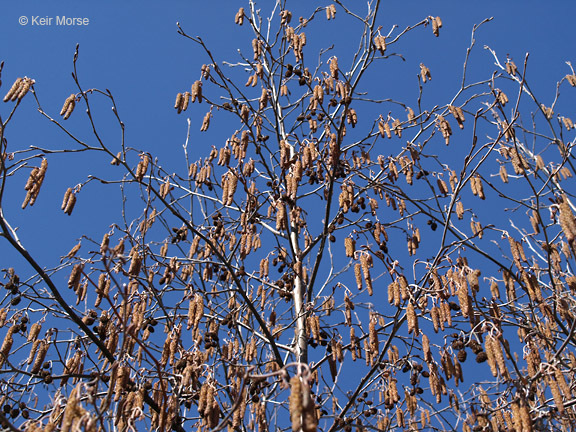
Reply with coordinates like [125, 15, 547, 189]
[1, 2, 573, 264]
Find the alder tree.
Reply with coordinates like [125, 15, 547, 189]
[1, 1, 576, 431]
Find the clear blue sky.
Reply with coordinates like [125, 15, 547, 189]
[1, 1, 573, 263]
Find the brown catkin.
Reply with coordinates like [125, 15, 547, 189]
[369, 319, 379, 352]
[0, 326, 15, 367]
[449, 105, 465, 129]
[490, 281, 500, 299]
[31, 340, 48, 374]
[60, 94, 76, 120]
[407, 107, 416, 124]
[346, 108, 358, 127]
[27, 322, 42, 342]
[422, 333, 432, 362]
[200, 111, 211, 131]
[432, 16, 442, 36]
[135, 154, 150, 181]
[519, 402, 532, 430]
[541, 104, 553, 119]
[181, 91, 190, 111]
[379, 119, 391, 139]
[399, 275, 409, 300]
[493, 336, 508, 378]
[259, 257, 269, 278]
[420, 63, 432, 83]
[22, 159, 48, 209]
[441, 350, 455, 381]
[508, 236, 524, 270]
[280, 10, 292, 26]
[197, 382, 208, 415]
[437, 179, 449, 195]
[457, 281, 469, 318]
[344, 237, 355, 257]
[396, 406, 405, 428]
[259, 88, 269, 110]
[27, 340, 41, 365]
[491, 408, 505, 430]
[354, 263, 363, 290]
[194, 293, 204, 329]
[484, 335, 498, 377]
[559, 198, 576, 245]
[3, 77, 23, 102]
[387, 281, 396, 305]
[63, 191, 77, 215]
[344, 295, 354, 326]
[441, 301, 452, 326]
[510, 148, 525, 173]
[470, 177, 478, 196]
[325, 4, 336, 20]
[308, 316, 320, 341]
[431, 306, 440, 333]
[15, 78, 32, 101]
[302, 399, 317, 432]
[191, 80, 203, 103]
[497, 90, 509, 106]
[95, 274, 110, 307]
[456, 201, 464, 219]
[499, 165, 509, 183]
[406, 302, 418, 334]
[360, 254, 373, 295]
[174, 93, 183, 110]
[234, 7, 245, 25]
[474, 176, 485, 199]
[61, 187, 76, 215]
[467, 269, 480, 293]
[363, 338, 372, 366]
[61, 351, 82, 386]
[68, 263, 84, 291]
[65, 242, 82, 260]
[350, 327, 358, 360]
[506, 60, 517, 76]
[109, 151, 122, 166]
[128, 248, 142, 276]
[373, 35, 386, 55]
[438, 115, 452, 145]
[548, 376, 565, 414]
[61, 384, 82, 432]
[276, 204, 287, 231]
[289, 376, 303, 431]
